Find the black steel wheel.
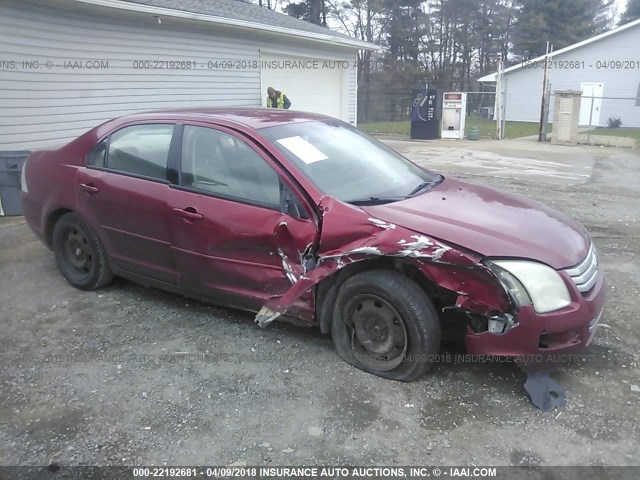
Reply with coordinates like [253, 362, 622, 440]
[332, 269, 440, 381]
[52, 213, 112, 290]
[344, 294, 408, 371]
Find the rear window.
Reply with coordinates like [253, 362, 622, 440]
[106, 124, 174, 181]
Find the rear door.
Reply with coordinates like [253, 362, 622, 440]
[579, 82, 604, 126]
[166, 124, 318, 310]
[75, 123, 179, 285]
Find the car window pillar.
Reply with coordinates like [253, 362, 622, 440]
[167, 124, 184, 185]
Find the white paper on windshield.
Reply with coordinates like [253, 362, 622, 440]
[276, 136, 328, 164]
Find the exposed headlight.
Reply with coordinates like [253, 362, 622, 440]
[486, 260, 571, 314]
[487, 261, 532, 309]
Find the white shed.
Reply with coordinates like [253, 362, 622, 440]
[0, 0, 377, 150]
[479, 19, 640, 128]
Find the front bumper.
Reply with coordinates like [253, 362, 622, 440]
[465, 269, 606, 359]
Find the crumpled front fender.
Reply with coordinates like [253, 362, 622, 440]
[255, 196, 511, 327]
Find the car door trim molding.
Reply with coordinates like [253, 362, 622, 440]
[168, 184, 282, 213]
[85, 167, 173, 186]
[170, 245, 283, 271]
[101, 224, 172, 247]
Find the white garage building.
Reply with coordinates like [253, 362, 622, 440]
[0, 0, 377, 151]
[479, 18, 640, 128]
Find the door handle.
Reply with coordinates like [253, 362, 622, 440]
[79, 183, 99, 194]
[172, 207, 203, 221]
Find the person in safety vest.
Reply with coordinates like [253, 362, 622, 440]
[266, 87, 291, 109]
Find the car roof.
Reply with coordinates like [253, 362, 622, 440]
[112, 107, 334, 130]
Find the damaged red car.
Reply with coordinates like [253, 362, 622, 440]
[22, 108, 606, 381]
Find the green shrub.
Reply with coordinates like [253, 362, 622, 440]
[607, 117, 622, 128]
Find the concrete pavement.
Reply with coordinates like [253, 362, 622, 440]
[380, 136, 604, 186]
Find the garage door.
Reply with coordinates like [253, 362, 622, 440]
[260, 52, 345, 120]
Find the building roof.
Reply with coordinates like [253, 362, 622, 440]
[479, 17, 640, 82]
[71, 0, 379, 50]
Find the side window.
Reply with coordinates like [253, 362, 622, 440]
[87, 140, 107, 167]
[106, 124, 174, 181]
[181, 125, 280, 208]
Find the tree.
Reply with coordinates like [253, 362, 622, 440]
[619, 0, 640, 24]
[284, 2, 308, 18]
[511, 0, 614, 59]
[284, 0, 327, 25]
[326, 0, 387, 120]
[309, 0, 325, 24]
[476, 0, 514, 74]
[418, 0, 513, 89]
[382, 0, 424, 68]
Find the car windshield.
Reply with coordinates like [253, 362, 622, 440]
[260, 120, 442, 204]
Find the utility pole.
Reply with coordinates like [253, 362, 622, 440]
[495, 54, 503, 140]
[538, 42, 552, 142]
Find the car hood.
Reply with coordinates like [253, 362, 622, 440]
[362, 177, 590, 269]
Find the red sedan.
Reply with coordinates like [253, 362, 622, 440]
[21, 108, 606, 381]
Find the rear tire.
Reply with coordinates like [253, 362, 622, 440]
[331, 269, 440, 381]
[52, 212, 112, 290]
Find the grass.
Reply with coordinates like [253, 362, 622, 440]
[358, 117, 539, 139]
[358, 120, 412, 135]
[501, 121, 540, 139]
[583, 127, 640, 145]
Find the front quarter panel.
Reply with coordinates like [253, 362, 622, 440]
[254, 196, 511, 326]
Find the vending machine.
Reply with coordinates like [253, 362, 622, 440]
[410, 88, 441, 140]
[441, 92, 467, 139]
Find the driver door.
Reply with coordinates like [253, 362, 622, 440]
[166, 124, 318, 312]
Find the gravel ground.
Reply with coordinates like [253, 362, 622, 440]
[0, 140, 639, 468]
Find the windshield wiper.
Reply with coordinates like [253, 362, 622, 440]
[348, 178, 443, 206]
[407, 181, 435, 197]
[348, 196, 406, 206]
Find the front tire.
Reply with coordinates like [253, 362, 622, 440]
[332, 269, 440, 381]
[52, 212, 112, 290]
